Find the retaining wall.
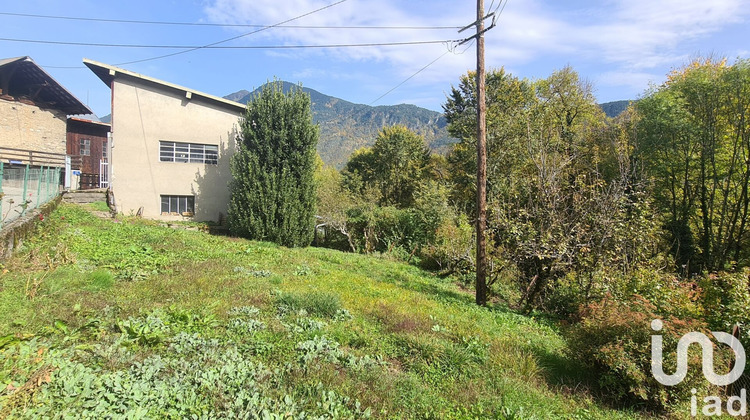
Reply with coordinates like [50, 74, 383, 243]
[0, 194, 62, 261]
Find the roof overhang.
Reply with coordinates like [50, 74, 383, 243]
[83, 58, 246, 113]
[0, 56, 92, 115]
[68, 116, 111, 128]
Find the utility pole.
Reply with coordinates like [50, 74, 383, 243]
[459, 0, 495, 306]
[475, 0, 488, 306]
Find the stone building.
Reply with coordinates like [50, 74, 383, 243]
[0, 56, 91, 158]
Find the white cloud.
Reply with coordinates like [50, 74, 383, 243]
[584, 0, 747, 69]
[202, 0, 477, 84]
[201, 0, 750, 105]
[596, 70, 661, 91]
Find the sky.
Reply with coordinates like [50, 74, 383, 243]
[1, 0, 749, 118]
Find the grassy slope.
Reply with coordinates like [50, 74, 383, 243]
[0, 204, 643, 419]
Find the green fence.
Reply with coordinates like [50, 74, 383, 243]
[0, 163, 62, 228]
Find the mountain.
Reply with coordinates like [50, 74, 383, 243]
[599, 100, 631, 118]
[223, 89, 251, 103]
[225, 82, 456, 169]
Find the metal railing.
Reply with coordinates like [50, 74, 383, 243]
[0, 163, 63, 228]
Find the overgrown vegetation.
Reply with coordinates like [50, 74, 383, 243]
[1, 204, 645, 418]
[312, 57, 750, 412]
[3, 57, 748, 417]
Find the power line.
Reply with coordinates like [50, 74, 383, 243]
[116, 0, 350, 66]
[0, 37, 456, 49]
[370, 50, 453, 105]
[0, 11, 461, 30]
[369, 38, 473, 106]
[488, 0, 497, 15]
[369, 3, 495, 105]
[490, 0, 509, 24]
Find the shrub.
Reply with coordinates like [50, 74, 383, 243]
[421, 214, 474, 274]
[569, 295, 714, 411]
[699, 269, 750, 339]
[543, 264, 702, 320]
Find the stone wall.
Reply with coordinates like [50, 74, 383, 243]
[0, 97, 67, 155]
[0, 195, 61, 261]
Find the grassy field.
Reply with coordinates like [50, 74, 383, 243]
[0, 203, 646, 419]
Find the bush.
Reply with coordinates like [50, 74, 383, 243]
[546, 266, 701, 320]
[569, 295, 714, 411]
[421, 214, 474, 274]
[699, 269, 750, 339]
[346, 206, 435, 257]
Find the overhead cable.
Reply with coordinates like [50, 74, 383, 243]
[0, 11, 461, 30]
[0, 37, 457, 49]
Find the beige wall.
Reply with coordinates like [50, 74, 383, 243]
[110, 78, 242, 221]
[0, 98, 67, 155]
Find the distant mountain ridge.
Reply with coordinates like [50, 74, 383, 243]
[225, 82, 456, 169]
[599, 100, 631, 118]
[99, 88, 631, 168]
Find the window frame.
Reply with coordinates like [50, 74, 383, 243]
[160, 195, 195, 216]
[159, 141, 218, 164]
[80, 138, 91, 156]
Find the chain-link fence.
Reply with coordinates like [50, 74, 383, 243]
[0, 163, 62, 228]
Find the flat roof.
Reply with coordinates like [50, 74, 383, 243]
[83, 58, 246, 113]
[0, 56, 92, 115]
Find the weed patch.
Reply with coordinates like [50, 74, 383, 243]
[0, 204, 645, 419]
[276, 290, 342, 318]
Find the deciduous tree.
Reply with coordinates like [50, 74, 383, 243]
[637, 58, 750, 272]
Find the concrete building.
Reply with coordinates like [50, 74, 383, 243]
[84, 59, 245, 221]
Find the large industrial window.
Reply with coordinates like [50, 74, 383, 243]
[80, 138, 91, 156]
[160, 195, 195, 216]
[159, 141, 218, 164]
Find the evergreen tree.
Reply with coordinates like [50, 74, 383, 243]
[228, 81, 318, 247]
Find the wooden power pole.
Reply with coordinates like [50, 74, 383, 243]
[475, 0, 488, 306]
[459, 0, 495, 306]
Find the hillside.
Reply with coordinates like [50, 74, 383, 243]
[226, 82, 456, 169]
[98, 91, 629, 168]
[599, 100, 631, 118]
[0, 203, 642, 418]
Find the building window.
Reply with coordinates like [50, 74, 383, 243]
[160, 195, 195, 216]
[159, 141, 218, 164]
[80, 138, 91, 156]
[102, 140, 108, 161]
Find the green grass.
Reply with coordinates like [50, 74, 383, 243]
[88, 200, 111, 212]
[0, 204, 645, 419]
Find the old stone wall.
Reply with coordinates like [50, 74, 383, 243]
[0, 195, 61, 261]
[0, 97, 67, 155]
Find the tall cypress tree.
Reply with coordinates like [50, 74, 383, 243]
[228, 80, 318, 247]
